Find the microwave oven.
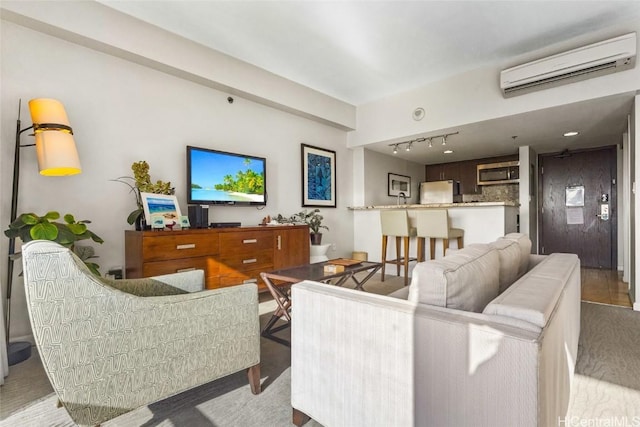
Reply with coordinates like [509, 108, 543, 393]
[477, 161, 519, 185]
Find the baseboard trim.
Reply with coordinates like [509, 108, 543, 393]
[634, 301, 640, 312]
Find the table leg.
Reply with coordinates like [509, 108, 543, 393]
[350, 265, 382, 291]
[260, 273, 294, 346]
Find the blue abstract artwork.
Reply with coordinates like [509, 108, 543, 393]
[302, 144, 336, 207]
[307, 153, 332, 200]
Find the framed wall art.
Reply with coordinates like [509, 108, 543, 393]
[301, 144, 336, 207]
[388, 173, 411, 197]
[141, 192, 182, 228]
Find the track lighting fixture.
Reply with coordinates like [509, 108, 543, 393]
[387, 131, 458, 154]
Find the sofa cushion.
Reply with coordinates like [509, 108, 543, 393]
[500, 233, 532, 276]
[489, 239, 522, 293]
[408, 244, 500, 312]
[483, 253, 579, 327]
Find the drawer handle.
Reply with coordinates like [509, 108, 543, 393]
[243, 239, 258, 244]
[243, 279, 257, 284]
[176, 244, 196, 250]
[176, 267, 196, 273]
[243, 258, 257, 264]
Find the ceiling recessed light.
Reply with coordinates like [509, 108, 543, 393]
[563, 131, 579, 137]
[444, 150, 453, 154]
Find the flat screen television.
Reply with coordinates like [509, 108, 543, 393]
[187, 145, 267, 206]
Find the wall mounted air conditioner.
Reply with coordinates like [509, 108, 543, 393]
[500, 32, 636, 97]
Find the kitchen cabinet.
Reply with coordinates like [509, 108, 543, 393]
[425, 162, 460, 181]
[458, 159, 481, 195]
[425, 154, 518, 195]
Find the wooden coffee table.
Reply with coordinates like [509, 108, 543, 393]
[260, 260, 382, 346]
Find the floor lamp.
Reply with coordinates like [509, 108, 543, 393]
[5, 98, 82, 365]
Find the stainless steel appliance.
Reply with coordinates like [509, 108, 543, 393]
[419, 180, 461, 204]
[477, 161, 519, 185]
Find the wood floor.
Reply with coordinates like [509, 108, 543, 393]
[581, 268, 632, 308]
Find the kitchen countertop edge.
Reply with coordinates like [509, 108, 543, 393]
[348, 201, 520, 210]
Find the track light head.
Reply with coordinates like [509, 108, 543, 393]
[393, 144, 398, 154]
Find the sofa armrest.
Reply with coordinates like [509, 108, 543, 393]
[528, 254, 547, 269]
[291, 281, 416, 427]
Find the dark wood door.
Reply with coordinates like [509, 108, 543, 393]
[539, 146, 617, 268]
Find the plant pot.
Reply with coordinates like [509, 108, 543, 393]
[310, 233, 323, 245]
[135, 215, 147, 231]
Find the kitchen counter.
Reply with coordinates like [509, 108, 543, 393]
[352, 202, 519, 278]
[349, 201, 519, 210]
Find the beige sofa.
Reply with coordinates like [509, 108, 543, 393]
[291, 233, 580, 427]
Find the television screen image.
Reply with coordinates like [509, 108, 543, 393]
[187, 146, 267, 206]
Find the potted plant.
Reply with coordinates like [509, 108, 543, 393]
[275, 209, 329, 245]
[5, 211, 104, 275]
[112, 160, 173, 230]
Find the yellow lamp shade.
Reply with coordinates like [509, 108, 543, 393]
[28, 98, 71, 127]
[35, 131, 82, 176]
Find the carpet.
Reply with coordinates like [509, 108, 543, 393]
[2, 293, 639, 426]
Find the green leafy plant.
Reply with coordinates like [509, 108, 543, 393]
[5, 211, 104, 275]
[112, 160, 174, 225]
[274, 209, 329, 234]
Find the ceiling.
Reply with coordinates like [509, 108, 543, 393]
[99, 1, 640, 163]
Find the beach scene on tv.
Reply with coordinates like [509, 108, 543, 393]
[190, 150, 265, 203]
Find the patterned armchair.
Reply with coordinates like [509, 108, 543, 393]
[21, 240, 261, 426]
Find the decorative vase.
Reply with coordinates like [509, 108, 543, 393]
[135, 215, 146, 231]
[310, 233, 323, 245]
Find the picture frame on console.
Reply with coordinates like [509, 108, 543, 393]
[141, 192, 182, 229]
[388, 173, 411, 197]
[301, 143, 336, 208]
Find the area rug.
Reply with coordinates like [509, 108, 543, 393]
[2, 301, 639, 426]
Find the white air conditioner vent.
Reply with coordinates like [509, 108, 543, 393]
[500, 33, 636, 97]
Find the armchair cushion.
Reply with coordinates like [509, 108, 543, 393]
[104, 277, 188, 296]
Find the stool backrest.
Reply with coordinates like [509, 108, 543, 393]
[380, 210, 411, 237]
[416, 209, 450, 238]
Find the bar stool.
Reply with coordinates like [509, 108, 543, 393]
[416, 209, 464, 261]
[380, 210, 417, 286]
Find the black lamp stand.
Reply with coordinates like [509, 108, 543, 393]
[5, 100, 34, 365]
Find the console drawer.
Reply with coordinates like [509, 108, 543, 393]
[142, 233, 218, 262]
[219, 249, 274, 272]
[219, 268, 266, 291]
[219, 230, 273, 256]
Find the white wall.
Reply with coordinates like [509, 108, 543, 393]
[518, 146, 538, 252]
[349, 25, 640, 148]
[362, 149, 425, 206]
[1, 1, 356, 131]
[632, 96, 639, 310]
[0, 21, 353, 341]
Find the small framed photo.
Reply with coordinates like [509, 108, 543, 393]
[141, 193, 182, 228]
[301, 143, 336, 208]
[388, 173, 411, 197]
[179, 215, 191, 229]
